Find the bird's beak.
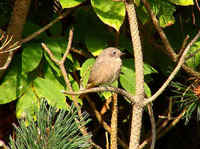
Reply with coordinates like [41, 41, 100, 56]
[120, 52, 125, 57]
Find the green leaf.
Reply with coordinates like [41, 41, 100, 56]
[91, 0, 126, 31]
[33, 67, 67, 109]
[16, 88, 38, 119]
[80, 58, 95, 88]
[22, 43, 43, 73]
[101, 81, 118, 99]
[185, 41, 200, 70]
[0, 74, 18, 104]
[144, 83, 151, 97]
[44, 52, 61, 76]
[44, 37, 80, 73]
[120, 67, 136, 95]
[45, 37, 67, 60]
[168, 0, 194, 6]
[122, 59, 157, 75]
[158, 1, 176, 27]
[66, 75, 83, 105]
[59, 0, 85, 8]
[0, 57, 27, 104]
[120, 60, 153, 97]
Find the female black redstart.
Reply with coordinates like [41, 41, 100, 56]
[87, 47, 124, 88]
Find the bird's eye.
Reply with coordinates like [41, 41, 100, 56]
[112, 51, 116, 55]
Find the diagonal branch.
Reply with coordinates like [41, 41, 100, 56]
[142, 0, 200, 78]
[144, 30, 200, 105]
[141, 0, 177, 62]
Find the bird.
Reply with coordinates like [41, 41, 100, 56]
[87, 47, 124, 88]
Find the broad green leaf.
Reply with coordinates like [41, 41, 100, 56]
[45, 37, 67, 60]
[22, 43, 43, 73]
[120, 60, 152, 97]
[66, 74, 82, 105]
[59, 0, 85, 8]
[0, 74, 17, 104]
[85, 34, 107, 56]
[44, 37, 80, 73]
[0, 57, 27, 104]
[185, 41, 200, 70]
[144, 83, 151, 97]
[80, 58, 95, 88]
[122, 59, 157, 75]
[44, 52, 61, 76]
[120, 67, 136, 95]
[101, 81, 118, 99]
[64, 54, 81, 72]
[16, 88, 38, 119]
[168, 0, 193, 6]
[33, 68, 67, 109]
[91, 0, 125, 31]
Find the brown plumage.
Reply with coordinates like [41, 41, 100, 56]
[87, 47, 124, 88]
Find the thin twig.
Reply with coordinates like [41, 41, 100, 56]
[144, 30, 200, 105]
[147, 104, 156, 149]
[42, 28, 94, 147]
[178, 35, 190, 57]
[100, 97, 112, 115]
[0, 52, 13, 70]
[195, 0, 200, 13]
[62, 86, 135, 103]
[106, 132, 110, 149]
[142, 0, 200, 78]
[85, 95, 129, 149]
[71, 48, 91, 58]
[41, 43, 60, 64]
[142, 0, 177, 62]
[61, 27, 74, 63]
[21, 9, 72, 44]
[157, 108, 186, 139]
[139, 108, 186, 149]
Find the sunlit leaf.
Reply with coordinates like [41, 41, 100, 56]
[16, 88, 38, 119]
[91, 0, 125, 31]
[168, 0, 194, 6]
[185, 41, 200, 70]
[33, 67, 67, 109]
[0, 57, 27, 104]
[59, 0, 86, 8]
[22, 43, 43, 73]
[80, 58, 95, 89]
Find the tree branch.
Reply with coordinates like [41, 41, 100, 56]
[62, 86, 135, 103]
[125, 0, 144, 149]
[147, 104, 156, 149]
[142, 0, 200, 78]
[144, 30, 200, 105]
